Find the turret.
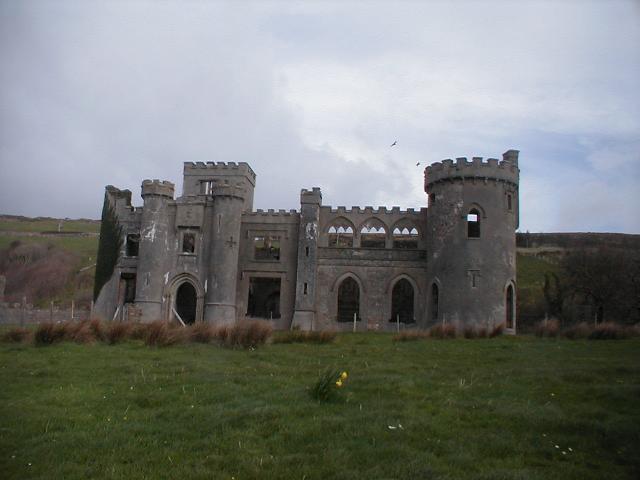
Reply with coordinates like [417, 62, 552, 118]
[291, 187, 322, 330]
[135, 180, 175, 321]
[204, 182, 247, 324]
[424, 151, 519, 332]
[182, 161, 256, 212]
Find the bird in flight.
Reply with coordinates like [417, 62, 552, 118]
[390, 140, 397, 147]
[416, 162, 421, 166]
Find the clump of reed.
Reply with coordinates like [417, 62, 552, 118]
[429, 323, 457, 339]
[1, 327, 32, 343]
[273, 330, 337, 344]
[534, 319, 560, 338]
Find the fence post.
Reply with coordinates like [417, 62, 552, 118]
[71, 300, 75, 321]
[353, 312, 357, 333]
[21, 296, 26, 327]
[49, 301, 54, 322]
[396, 314, 400, 333]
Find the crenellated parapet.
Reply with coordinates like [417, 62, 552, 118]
[183, 161, 256, 183]
[141, 180, 175, 198]
[245, 209, 299, 216]
[301, 187, 322, 205]
[327, 206, 428, 216]
[424, 150, 519, 191]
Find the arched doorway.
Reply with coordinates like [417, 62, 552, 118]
[337, 277, 360, 322]
[176, 282, 197, 325]
[506, 284, 514, 329]
[391, 278, 414, 323]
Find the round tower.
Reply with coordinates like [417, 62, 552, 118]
[204, 182, 247, 325]
[424, 150, 519, 332]
[136, 180, 175, 321]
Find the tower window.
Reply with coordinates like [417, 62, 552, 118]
[429, 193, 436, 205]
[125, 234, 139, 257]
[182, 232, 196, 253]
[507, 194, 512, 211]
[254, 235, 280, 261]
[467, 209, 480, 238]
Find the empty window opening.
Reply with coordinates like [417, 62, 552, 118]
[120, 273, 136, 304]
[303, 282, 308, 295]
[125, 234, 140, 257]
[337, 277, 360, 322]
[360, 223, 387, 248]
[429, 193, 436, 205]
[328, 225, 354, 247]
[506, 284, 514, 329]
[254, 235, 280, 260]
[507, 194, 512, 211]
[182, 232, 195, 253]
[431, 283, 439, 321]
[305, 246, 310, 257]
[202, 180, 215, 195]
[393, 227, 419, 249]
[176, 282, 197, 324]
[391, 279, 415, 323]
[247, 277, 281, 319]
[467, 209, 480, 238]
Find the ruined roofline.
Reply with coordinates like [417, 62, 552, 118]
[183, 161, 256, 180]
[424, 151, 519, 188]
[323, 206, 427, 215]
[141, 179, 175, 198]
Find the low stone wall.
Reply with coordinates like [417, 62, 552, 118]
[0, 304, 92, 325]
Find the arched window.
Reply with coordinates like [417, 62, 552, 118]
[467, 208, 480, 238]
[337, 277, 360, 322]
[176, 282, 197, 324]
[327, 218, 355, 247]
[391, 279, 414, 323]
[506, 284, 514, 329]
[430, 283, 439, 322]
[392, 219, 419, 249]
[360, 218, 387, 248]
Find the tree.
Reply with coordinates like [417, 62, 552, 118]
[561, 247, 640, 324]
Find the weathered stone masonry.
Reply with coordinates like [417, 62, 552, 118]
[94, 151, 520, 332]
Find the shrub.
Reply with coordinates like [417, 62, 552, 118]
[128, 322, 149, 340]
[273, 330, 337, 344]
[65, 320, 97, 344]
[589, 322, 628, 340]
[188, 322, 216, 344]
[534, 319, 559, 338]
[310, 369, 348, 402]
[429, 324, 457, 339]
[34, 322, 68, 346]
[562, 322, 592, 340]
[106, 322, 133, 345]
[463, 326, 478, 339]
[222, 320, 272, 349]
[144, 321, 186, 347]
[1, 327, 31, 343]
[490, 323, 505, 338]
[392, 331, 429, 342]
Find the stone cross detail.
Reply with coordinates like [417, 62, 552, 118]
[226, 236, 237, 248]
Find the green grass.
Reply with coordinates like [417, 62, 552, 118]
[0, 234, 99, 266]
[1, 334, 638, 479]
[0, 217, 99, 233]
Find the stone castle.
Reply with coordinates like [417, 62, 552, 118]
[94, 150, 520, 332]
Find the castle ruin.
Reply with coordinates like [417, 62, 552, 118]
[94, 150, 520, 332]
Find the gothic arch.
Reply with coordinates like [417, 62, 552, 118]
[428, 277, 442, 323]
[164, 273, 205, 324]
[504, 279, 516, 330]
[331, 271, 365, 294]
[386, 273, 419, 295]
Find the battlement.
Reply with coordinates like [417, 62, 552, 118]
[183, 161, 256, 180]
[327, 206, 427, 216]
[245, 208, 299, 217]
[105, 185, 132, 206]
[424, 150, 519, 189]
[301, 187, 322, 205]
[141, 180, 175, 199]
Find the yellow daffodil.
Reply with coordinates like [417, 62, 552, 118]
[341, 371, 348, 380]
[335, 379, 343, 387]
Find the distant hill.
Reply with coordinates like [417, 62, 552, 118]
[517, 232, 640, 250]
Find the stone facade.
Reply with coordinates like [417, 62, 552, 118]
[94, 151, 520, 332]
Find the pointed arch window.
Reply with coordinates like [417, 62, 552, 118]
[431, 283, 439, 322]
[337, 277, 360, 322]
[391, 279, 415, 323]
[467, 209, 480, 238]
[360, 218, 387, 248]
[392, 226, 419, 249]
[328, 218, 355, 247]
[506, 284, 515, 329]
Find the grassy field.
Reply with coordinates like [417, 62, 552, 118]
[1, 334, 638, 479]
[0, 216, 100, 234]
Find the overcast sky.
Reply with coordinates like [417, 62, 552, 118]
[1, 0, 639, 233]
